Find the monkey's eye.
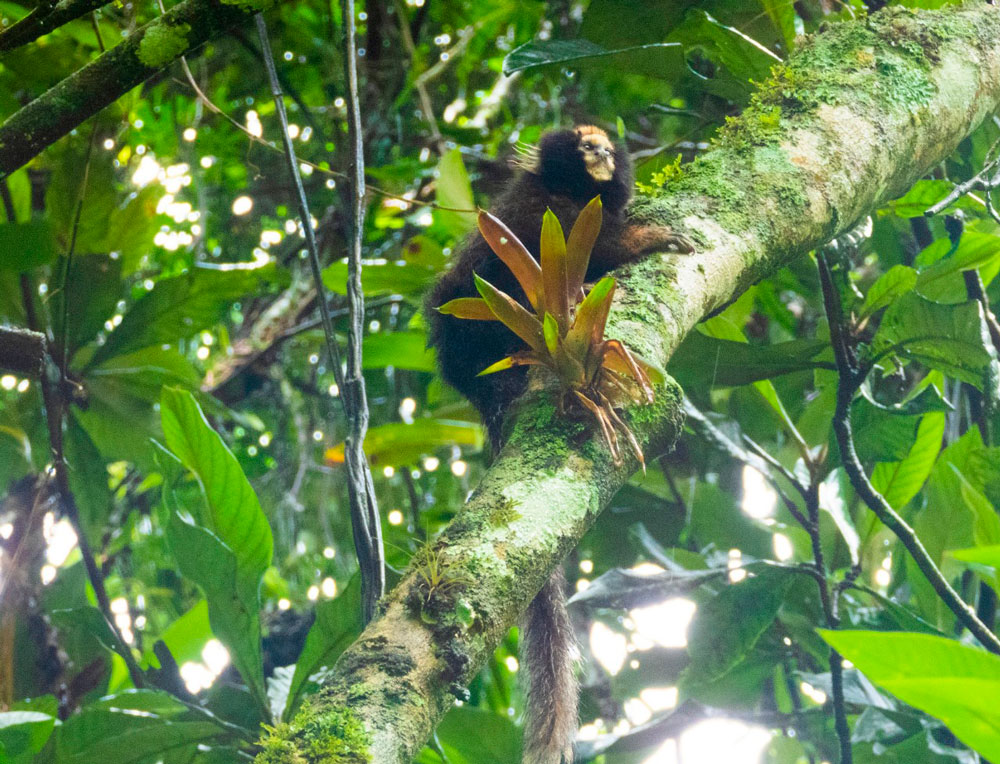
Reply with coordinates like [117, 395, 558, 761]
[582, 142, 594, 150]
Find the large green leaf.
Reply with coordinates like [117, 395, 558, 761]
[871, 412, 944, 511]
[160, 388, 273, 712]
[325, 419, 483, 467]
[916, 232, 1000, 304]
[669, 335, 828, 388]
[860, 265, 917, 319]
[322, 259, 437, 296]
[0, 711, 56, 759]
[503, 38, 683, 78]
[284, 575, 361, 720]
[89, 264, 276, 367]
[820, 630, 1000, 762]
[434, 148, 476, 238]
[415, 706, 521, 764]
[874, 293, 998, 388]
[0, 220, 56, 272]
[362, 331, 436, 372]
[683, 567, 791, 690]
[56, 689, 227, 764]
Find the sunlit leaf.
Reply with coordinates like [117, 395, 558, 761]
[436, 297, 497, 321]
[820, 630, 1000, 762]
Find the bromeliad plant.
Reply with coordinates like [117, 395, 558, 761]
[437, 196, 664, 467]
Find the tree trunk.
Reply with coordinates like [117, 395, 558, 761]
[255, 4, 1000, 762]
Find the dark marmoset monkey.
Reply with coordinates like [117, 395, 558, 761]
[426, 125, 690, 764]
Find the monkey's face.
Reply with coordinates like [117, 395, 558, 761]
[575, 126, 615, 182]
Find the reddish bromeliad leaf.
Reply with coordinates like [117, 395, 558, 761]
[436, 196, 664, 468]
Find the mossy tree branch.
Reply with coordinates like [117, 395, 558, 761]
[0, 0, 278, 178]
[254, 3, 1000, 761]
[0, 0, 111, 53]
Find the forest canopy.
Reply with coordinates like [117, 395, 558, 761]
[2, 0, 1000, 763]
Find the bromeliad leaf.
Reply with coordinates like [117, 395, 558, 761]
[566, 196, 602, 299]
[477, 210, 542, 311]
[540, 209, 570, 328]
[473, 273, 545, 352]
[437, 297, 496, 321]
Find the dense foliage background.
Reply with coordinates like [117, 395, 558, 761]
[2, 0, 1000, 761]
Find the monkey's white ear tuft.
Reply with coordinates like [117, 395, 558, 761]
[512, 141, 541, 173]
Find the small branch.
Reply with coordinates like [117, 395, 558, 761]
[255, 10, 384, 623]
[0, 0, 109, 53]
[17, 275, 145, 688]
[0, 0, 275, 177]
[817, 251, 1000, 655]
[391, 0, 443, 151]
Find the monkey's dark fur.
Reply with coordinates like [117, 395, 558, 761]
[427, 125, 687, 764]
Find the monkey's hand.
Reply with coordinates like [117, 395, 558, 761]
[621, 222, 696, 257]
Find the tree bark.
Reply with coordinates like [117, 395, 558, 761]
[255, 3, 1000, 761]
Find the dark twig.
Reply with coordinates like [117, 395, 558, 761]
[925, 136, 1000, 220]
[255, 11, 384, 623]
[18, 272, 146, 688]
[0, 0, 109, 52]
[817, 250, 1000, 655]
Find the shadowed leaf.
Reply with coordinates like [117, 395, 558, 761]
[566, 196, 602, 299]
[474, 273, 545, 352]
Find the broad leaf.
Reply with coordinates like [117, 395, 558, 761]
[860, 265, 917, 319]
[435, 148, 476, 237]
[503, 38, 682, 77]
[284, 575, 362, 719]
[325, 419, 484, 467]
[820, 630, 1000, 762]
[90, 264, 275, 367]
[871, 412, 945, 511]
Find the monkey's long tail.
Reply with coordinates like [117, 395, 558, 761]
[521, 567, 578, 764]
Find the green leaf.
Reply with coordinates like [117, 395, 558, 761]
[419, 706, 521, 764]
[0, 711, 56, 758]
[951, 466, 1000, 547]
[363, 332, 436, 373]
[473, 273, 545, 352]
[325, 419, 484, 467]
[435, 148, 476, 237]
[875, 293, 998, 388]
[566, 276, 615, 360]
[284, 575, 362, 719]
[949, 545, 1000, 596]
[503, 38, 682, 77]
[57, 689, 226, 764]
[671, 10, 781, 101]
[155, 600, 213, 668]
[436, 297, 496, 321]
[539, 209, 569, 329]
[860, 265, 917, 319]
[871, 412, 944, 511]
[669, 335, 829, 388]
[90, 264, 276, 367]
[0, 220, 56, 272]
[565, 196, 602, 299]
[683, 567, 792, 689]
[476, 209, 542, 311]
[542, 312, 560, 356]
[819, 630, 1000, 762]
[160, 388, 273, 579]
[322, 259, 437, 296]
[160, 388, 272, 712]
[916, 232, 1000, 304]
[885, 179, 982, 218]
[48, 254, 123, 357]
